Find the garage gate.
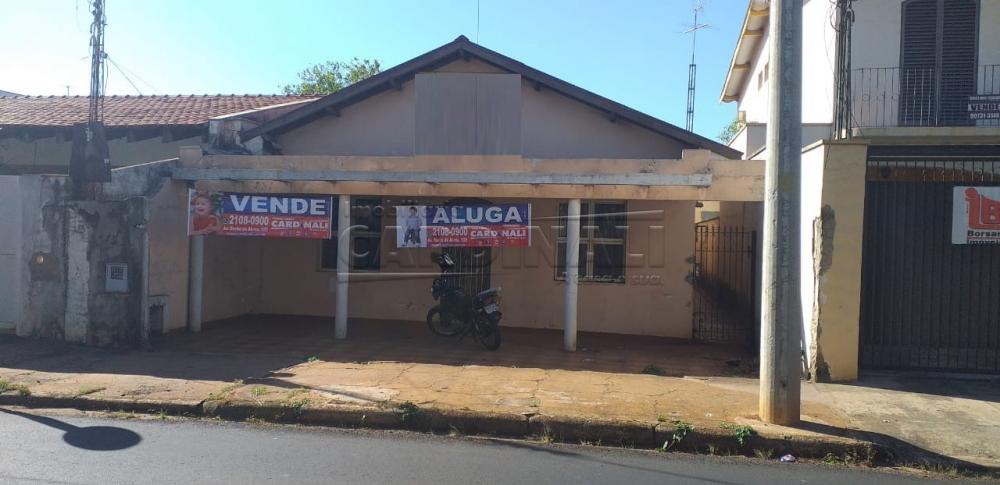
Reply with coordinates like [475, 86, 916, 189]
[860, 153, 1000, 373]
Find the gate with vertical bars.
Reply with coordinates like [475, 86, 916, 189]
[861, 155, 1000, 373]
[692, 222, 757, 348]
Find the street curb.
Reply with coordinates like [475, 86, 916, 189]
[0, 394, 202, 415]
[529, 415, 657, 447]
[0, 392, 881, 463]
[653, 422, 882, 462]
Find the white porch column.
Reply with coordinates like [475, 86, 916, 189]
[334, 196, 351, 339]
[187, 235, 204, 333]
[563, 198, 581, 351]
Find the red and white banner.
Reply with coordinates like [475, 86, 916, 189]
[953, 186, 1000, 244]
[187, 190, 333, 239]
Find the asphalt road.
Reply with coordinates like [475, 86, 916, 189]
[0, 408, 955, 485]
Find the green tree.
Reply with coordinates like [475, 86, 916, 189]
[717, 117, 745, 144]
[282, 58, 381, 95]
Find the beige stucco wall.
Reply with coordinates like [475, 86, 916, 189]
[277, 58, 688, 159]
[147, 179, 191, 332]
[202, 235, 263, 323]
[0, 135, 201, 172]
[808, 141, 868, 382]
[226, 197, 695, 338]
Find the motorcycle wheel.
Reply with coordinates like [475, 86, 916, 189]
[476, 321, 502, 351]
[426, 306, 462, 337]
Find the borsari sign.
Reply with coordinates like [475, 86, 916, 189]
[952, 186, 1000, 244]
[187, 190, 333, 238]
[396, 204, 531, 248]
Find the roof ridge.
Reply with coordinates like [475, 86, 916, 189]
[3, 94, 319, 99]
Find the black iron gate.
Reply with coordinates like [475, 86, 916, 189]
[861, 157, 1000, 372]
[692, 222, 757, 347]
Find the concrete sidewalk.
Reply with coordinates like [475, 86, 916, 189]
[1, 325, 997, 472]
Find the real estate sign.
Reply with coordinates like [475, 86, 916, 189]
[968, 95, 1000, 120]
[396, 204, 531, 248]
[187, 189, 333, 239]
[952, 186, 1000, 244]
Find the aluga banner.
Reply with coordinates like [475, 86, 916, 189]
[187, 189, 334, 238]
[952, 186, 1000, 244]
[396, 204, 531, 248]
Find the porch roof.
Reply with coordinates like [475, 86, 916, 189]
[173, 148, 764, 202]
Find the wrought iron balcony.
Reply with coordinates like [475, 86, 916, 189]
[851, 65, 1000, 129]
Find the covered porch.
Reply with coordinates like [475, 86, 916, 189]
[163, 147, 764, 350]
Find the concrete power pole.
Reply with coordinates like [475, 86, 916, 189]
[759, 0, 803, 425]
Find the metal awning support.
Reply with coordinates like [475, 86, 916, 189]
[335, 196, 351, 339]
[563, 199, 581, 351]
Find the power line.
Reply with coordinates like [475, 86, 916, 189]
[107, 56, 142, 95]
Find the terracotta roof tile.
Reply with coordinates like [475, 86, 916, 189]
[0, 94, 320, 128]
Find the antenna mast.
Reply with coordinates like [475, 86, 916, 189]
[683, 3, 710, 132]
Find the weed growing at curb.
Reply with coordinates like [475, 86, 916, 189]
[74, 386, 106, 398]
[656, 414, 668, 422]
[304, 356, 320, 363]
[753, 448, 774, 460]
[659, 419, 694, 452]
[720, 422, 755, 447]
[640, 364, 665, 376]
[539, 426, 555, 444]
[250, 386, 271, 397]
[0, 379, 31, 396]
[397, 401, 421, 425]
[282, 398, 309, 417]
[207, 379, 244, 401]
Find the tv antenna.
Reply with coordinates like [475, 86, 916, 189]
[682, 2, 710, 132]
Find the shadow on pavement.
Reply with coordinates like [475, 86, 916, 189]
[0, 408, 142, 451]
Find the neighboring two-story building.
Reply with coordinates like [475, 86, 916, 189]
[722, 0, 1000, 380]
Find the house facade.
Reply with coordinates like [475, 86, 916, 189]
[722, 0, 1000, 380]
[5, 37, 766, 351]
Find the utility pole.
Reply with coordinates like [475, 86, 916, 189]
[682, 3, 710, 132]
[759, 0, 802, 425]
[69, 0, 111, 198]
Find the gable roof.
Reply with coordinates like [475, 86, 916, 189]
[244, 36, 742, 159]
[0, 94, 318, 128]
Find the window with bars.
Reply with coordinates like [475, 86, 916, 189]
[555, 201, 627, 283]
[320, 197, 383, 271]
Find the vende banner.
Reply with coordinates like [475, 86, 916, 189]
[188, 190, 333, 239]
[952, 186, 1000, 244]
[396, 204, 531, 248]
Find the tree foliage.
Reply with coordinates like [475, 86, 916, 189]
[717, 117, 745, 144]
[282, 58, 381, 95]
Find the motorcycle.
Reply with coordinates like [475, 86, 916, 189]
[426, 252, 503, 350]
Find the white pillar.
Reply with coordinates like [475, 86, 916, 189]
[187, 235, 204, 333]
[563, 198, 581, 351]
[334, 196, 351, 339]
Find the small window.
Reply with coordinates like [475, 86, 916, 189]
[320, 197, 383, 271]
[555, 201, 627, 283]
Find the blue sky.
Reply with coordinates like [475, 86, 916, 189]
[1, 0, 743, 140]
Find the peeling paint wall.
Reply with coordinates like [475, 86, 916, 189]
[15, 159, 176, 347]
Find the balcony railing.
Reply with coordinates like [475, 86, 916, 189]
[851, 65, 1000, 129]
